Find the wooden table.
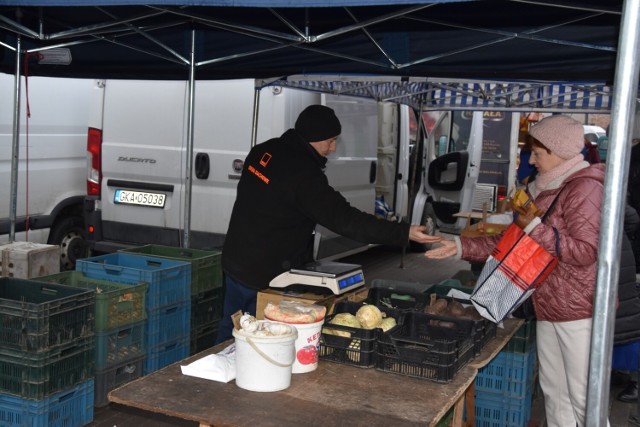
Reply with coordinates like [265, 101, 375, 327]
[109, 319, 524, 427]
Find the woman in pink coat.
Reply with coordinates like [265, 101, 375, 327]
[426, 115, 606, 427]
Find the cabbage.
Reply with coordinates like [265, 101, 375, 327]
[356, 305, 383, 329]
[378, 317, 397, 332]
[324, 313, 361, 338]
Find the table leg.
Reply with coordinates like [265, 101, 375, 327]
[451, 382, 475, 427]
[464, 382, 475, 427]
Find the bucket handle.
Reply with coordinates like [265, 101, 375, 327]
[246, 337, 294, 368]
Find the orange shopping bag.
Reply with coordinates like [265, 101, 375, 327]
[470, 223, 558, 323]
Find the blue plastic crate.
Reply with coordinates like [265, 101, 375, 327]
[95, 321, 146, 370]
[0, 379, 94, 427]
[144, 336, 189, 375]
[76, 253, 191, 309]
[146, 300, 191, 350]
[475, 346, 536, 398]
[475, 391, 533, 427]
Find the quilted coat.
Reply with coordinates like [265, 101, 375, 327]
[462, 162, 606, 322]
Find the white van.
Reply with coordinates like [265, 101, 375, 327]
[0, 73, 92, 269]
[83, 78, 512, 260]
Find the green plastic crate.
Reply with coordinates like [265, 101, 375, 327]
[119, 245, 222, 294]
[34, 271, 147, 332]
[0, 277, 95, 352]
[0, 336, 95, 399]
[504, 320, 536, 353]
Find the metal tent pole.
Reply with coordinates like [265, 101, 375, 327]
[9, 36, 22, 242]
[182, 29, 196, 248]
[587, 0, 640, 424]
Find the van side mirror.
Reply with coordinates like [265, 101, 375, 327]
[428, 151, 469, 191]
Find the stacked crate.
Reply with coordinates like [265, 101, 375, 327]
[0, 277, 95, 426]
[119, 245, 224, 355]
[34, 271, 148, 407]
[474, 320, 537, 427]
[76, 252, 191, 375]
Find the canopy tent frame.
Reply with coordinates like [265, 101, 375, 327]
[0, 1, 625, 81]
[1, 2, 639, 424]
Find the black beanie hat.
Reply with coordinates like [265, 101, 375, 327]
[294, 105, 342, 142]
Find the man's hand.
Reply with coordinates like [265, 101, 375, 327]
[408, 225, 443, 244]
[424, 240, 457, 259]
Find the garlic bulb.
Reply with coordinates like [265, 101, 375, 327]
[240, 313, 258, 332]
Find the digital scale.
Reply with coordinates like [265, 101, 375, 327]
[269, 261, 365, 295]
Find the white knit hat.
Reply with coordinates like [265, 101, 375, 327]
[529, 115, 585, 159]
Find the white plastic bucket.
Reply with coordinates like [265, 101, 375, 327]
[232, 321, 298, 392]
[290, 319, 325, 374]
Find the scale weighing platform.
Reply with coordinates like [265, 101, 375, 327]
[269, 261, 365, 295]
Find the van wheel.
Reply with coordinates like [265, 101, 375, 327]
[48, 216, 88, 271]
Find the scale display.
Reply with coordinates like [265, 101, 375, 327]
[269, 261, 365, 295]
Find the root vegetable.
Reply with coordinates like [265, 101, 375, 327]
[379, 317, 397, 332]
[356, 305, 383, 329]
[323, 313, 361, 338]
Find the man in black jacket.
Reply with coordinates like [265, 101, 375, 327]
[216, 105, 441, 344]
[612, 204, 640, 404]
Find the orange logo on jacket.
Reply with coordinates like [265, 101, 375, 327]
[259, 153, 272, 167]
[248, 165, 269, 184]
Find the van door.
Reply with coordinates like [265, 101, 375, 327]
[314, 94, 380, 260]
[420, 111, 483, 234]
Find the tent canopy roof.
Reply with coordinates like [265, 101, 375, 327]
[0, 1, 622, 81]
[0, 1, 625, 112]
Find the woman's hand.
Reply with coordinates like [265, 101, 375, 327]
[424, 240, 457, 259]
[408, 225, 443, 244]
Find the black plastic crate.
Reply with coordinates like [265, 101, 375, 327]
[191, 287, 224, 330]
[94, 354, 145, 407]
[375, 311, 475, 383]
[421, 295, 492, 355]
[0, 278, 95, 352]
[319, 301, 399, 368]
[318, 336, 376, 368]
[366, 286, 431, 312]
[190, 321, 219, 355]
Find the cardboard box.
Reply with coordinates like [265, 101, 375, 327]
[459, 202, 511, 238]
[0, 241, 60, 278]
[460, 221, 510, 238]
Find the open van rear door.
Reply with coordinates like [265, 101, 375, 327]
[422, 111, 483, 234]
[313, 95, 380, 260]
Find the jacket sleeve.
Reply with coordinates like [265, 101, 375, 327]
[294, 170, 410, 247]
[460, 234, 502, 263]
[529, 179, 602, 266]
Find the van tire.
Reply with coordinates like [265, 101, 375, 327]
[48, 215, 88, 271]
